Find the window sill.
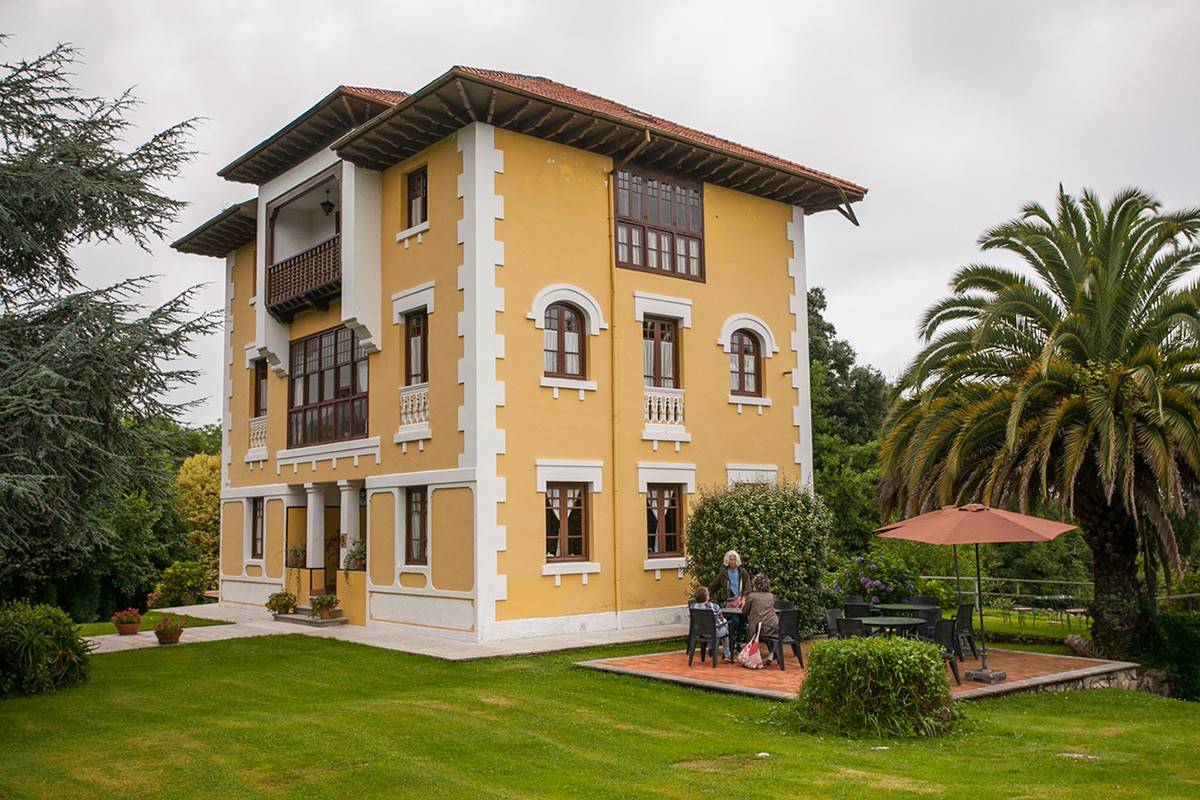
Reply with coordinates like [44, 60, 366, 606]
[398, 564, 430, 575]
[728, 395, 772, 415]
[395, 220, 430, 248]
[540, 376, 597, 399]
[394, 422, 432, 452]
[244, 447, 268, 463]
[643, 556, 686, 571]
[641, 424, 691, 453]
[541, 560, 601, 587]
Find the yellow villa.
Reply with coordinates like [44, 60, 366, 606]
[172, 67, 866, 640]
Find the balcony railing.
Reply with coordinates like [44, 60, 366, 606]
[644, 386, 685, 427]
[399, 383, 430, 428]
[266, 234, 341, 320]
[248, 415, 267, 452]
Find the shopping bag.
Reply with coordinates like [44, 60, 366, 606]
[738, 623, 763, 669]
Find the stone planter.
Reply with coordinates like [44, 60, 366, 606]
[318, 607, 334, 620]
[155, 629, 183, 645]
[115, 622, 141, 636]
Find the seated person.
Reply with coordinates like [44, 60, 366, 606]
[689, 586, 732, 662]
[742, 574, 780, 665]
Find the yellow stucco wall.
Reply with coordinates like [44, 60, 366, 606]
[492, 128, 801, 622]
[265, 499, 284, 578]
[368, 491, 396, 586]
[336, 569, 367, 625]
[430, 487, 474, 592]
[220, 501, 244, 577]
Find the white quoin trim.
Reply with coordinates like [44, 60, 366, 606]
[633, 291, 692, 327]
[717, 313, 780, 355]
[221, 253, 235, 488]
[787, 206, 814, 487]
[340, 160, 383, 353]
[526, 284, 608, 335]
[457, 123, 509, 639]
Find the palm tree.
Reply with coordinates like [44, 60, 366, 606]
[877, 187, 1200, 658]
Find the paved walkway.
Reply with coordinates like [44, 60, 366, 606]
[577, 646, 1139, 701]
[86, 603, 687, 660]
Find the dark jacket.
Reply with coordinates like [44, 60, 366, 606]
[743, 591, 779, 640]
[708, 566, 751, 604]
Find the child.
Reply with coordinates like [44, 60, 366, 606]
[689, 586, 732, 661]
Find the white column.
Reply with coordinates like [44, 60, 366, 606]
[337, 479, 361, 566]
[304, 483, 325, 568]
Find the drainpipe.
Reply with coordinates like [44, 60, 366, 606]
[606, 160, 623, 628]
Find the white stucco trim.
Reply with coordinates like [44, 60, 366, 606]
[457, 123, 509, 639]
[394, 219, 430, 246]
[526, 284, 608, 335]
[726, 463, 779, 486]
[541, 560, 601, 587]
[275, 436, 382, 473]
[483, 604, 688, 639]
[341, 161, 383, 353]
[220, 575, 283, 606]
[221, 253, 235, 489]
[643, 556, 687, 580]
[255, 148, 340, 377]
[393, 422, 433, 445]
[365, 467, 476, 489]
[636, 462, 697, 493]
[391, 281, 436, 322]
[539, 376, 598, 400]
[728, 395, 773, 415]
[242, 342, 259, 369]
[633, 291, 692, 327]
[535, 459, 604, 492]
[717, 313, 780, 354]
[243, 447, 268, 463]
[787, 206, 815, 487]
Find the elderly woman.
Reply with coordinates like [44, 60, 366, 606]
[708, 550, 751, 605]
[742, 573, 780, 664]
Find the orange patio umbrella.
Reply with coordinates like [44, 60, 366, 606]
[875, 503, 1077, 682]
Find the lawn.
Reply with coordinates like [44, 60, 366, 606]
[76, 611, 229, 637]
[3, 636, 1197, 799]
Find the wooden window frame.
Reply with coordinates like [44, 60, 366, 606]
[729, 329, 763, 397]
[642, 315, 680, 389]
[252, 358, 268, 417]
[404, 309, 428, 386]
[545, 482, 589, 562]
[250, 497, 264, 560]
[645, 483, 684, 557]
[405, 486, 428, 566]
[542, 302, 586, 380]
[286, 325, 369, 448]
[614, 164, 704, 282]
[407, 166, 428, 228]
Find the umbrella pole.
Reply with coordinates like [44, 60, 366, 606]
[975, 543, 989, 671]
[953, 545, 962, 603]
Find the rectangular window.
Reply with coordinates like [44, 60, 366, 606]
[614, 166, 703, 280]
[642, 316, 678, 389]
[646, 484, 683, 556]
[287, 326, 369, 448]
[545, 482, 588, 561]
[405, 310, 428, 385]
[406, 487, 427, 565]
[407, 167, 428, 228]
[252, 358, 268, 418]
[250, 497, 264, 560]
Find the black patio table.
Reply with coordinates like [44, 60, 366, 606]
[873, 603, 941, 617]
[855, 616, 925, 636]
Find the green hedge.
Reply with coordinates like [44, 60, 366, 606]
[1144, 612, 1200, 701]
[685, 481, 831, 633]
[0, 602, 93, 697]
[795, 637, 954, 737]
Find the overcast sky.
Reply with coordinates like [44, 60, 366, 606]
[7, 1, 1200, 425]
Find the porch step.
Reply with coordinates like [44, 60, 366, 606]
[276, 608, 348, 627]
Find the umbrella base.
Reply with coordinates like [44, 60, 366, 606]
[965, 668, 1008, 684]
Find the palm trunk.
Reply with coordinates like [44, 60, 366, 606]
[1075, 480, 1145, 659]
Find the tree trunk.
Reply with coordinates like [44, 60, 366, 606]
[1075, 481, 1145, 659]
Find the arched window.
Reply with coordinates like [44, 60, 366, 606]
[543, 302, 585, 378]
[729, 329, 761, 396]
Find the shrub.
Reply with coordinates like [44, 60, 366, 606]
[832, 548, 916, 604]
[1144, 612, 1200, 701]
[109, 607, 142, 625]
[308, 594, 340, 617]
[918, 579, 960, 610]
[795, 636, 954, 738]
[266, 591, 297, 617]
[152, 560, 214, 607]
[286, 545, 306, 568]
[686, 481, 831, 632]
[0, 602, 93, 697]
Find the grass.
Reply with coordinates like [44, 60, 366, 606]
[76, 611, 229, 637]
[2, 635, 1197, 799]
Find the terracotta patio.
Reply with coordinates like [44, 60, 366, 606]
[577, 643, 1139, 701]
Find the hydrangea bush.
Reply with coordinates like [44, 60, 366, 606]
[833, 548, 916, 604]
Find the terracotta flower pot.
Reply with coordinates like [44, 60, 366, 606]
[115, 622, 141, 636]
[318, 607, 333, 620]
[155, 629, 183, 645]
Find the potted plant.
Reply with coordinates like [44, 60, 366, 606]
[110, 608, 142, 635]
[266, 590, 297, 618]
[286, 545, 306, 568]
[153, 614, 188, 645]
[308, 593, 340, 620]
[342, 540, 366, 572]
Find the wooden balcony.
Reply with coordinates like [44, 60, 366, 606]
[266, 234, 341, 320]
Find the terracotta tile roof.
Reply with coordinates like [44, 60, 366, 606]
[455, 66, 865, 196]
[341, 86, 409, 106]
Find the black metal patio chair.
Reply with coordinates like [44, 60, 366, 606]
[954, 603, 978, 661]
[763, 608, 804, 671]
[686, 607, 724, 668]
[930, 618, 961, 685]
